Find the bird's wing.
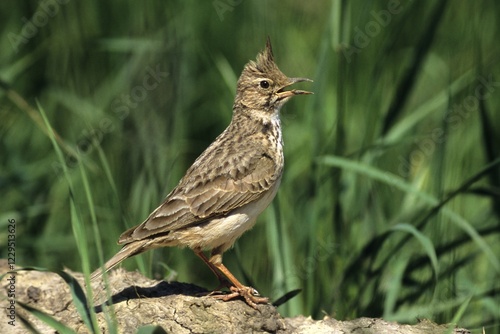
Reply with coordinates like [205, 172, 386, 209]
[119, 141, 280, 243]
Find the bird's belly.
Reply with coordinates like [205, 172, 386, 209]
[193, 213, 255, 250]
[175, 177, 281, 251]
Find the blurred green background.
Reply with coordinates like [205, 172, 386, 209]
[1, 0, 499, 332]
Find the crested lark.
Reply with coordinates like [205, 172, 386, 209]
[91, 38, 312, 308]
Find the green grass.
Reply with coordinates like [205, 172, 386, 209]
[1, 1, 499, 333]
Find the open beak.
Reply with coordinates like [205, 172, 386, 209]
[276, 77, 314, 100]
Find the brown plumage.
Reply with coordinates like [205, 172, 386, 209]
[91, 38, 312, 308]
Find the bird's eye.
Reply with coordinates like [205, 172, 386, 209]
[260, 80, 270, 89]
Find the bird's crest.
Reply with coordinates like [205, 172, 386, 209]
[243, 37, 283, 78]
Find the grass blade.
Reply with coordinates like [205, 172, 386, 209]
[381, 0, 449, 134]
[318, 155, 500, 272]
[9, 267, 96, 332]
[18, 302, 76, 334]
[390, 223, 439, 280]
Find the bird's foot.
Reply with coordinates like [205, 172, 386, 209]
[211, 285, 269, 309]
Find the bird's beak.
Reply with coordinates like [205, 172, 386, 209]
[276, 77, 313, 100]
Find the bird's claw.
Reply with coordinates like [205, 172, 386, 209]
[211, 285, 269, 309]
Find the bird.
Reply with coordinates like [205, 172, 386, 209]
[91, 37, 312, 308]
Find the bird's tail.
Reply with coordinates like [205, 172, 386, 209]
[90, 241, 146, 282]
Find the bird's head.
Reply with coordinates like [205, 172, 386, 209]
[234, 38, 312, 115]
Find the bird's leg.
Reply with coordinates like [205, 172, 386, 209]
[193, 249, 231, 291]
[208, 250, 269, 309]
